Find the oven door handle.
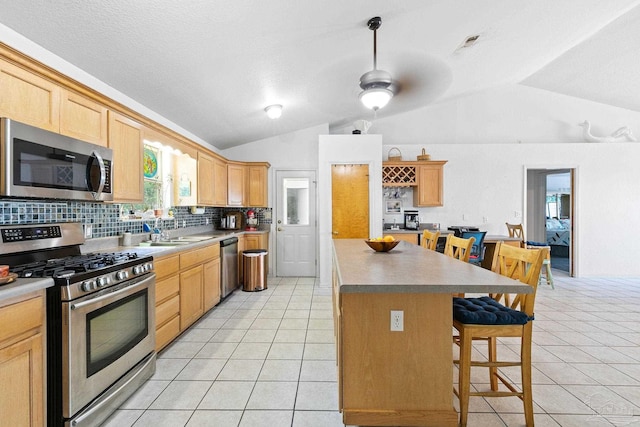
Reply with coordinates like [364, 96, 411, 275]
[70, 274, 154, 310]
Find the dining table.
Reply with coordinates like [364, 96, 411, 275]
[331, 239, 531, 427]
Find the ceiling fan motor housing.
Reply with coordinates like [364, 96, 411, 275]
[359, 69, 393, 90]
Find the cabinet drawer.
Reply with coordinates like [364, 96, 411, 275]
[156, 274, 179, 304]
[156, 294, 180, 327]
[154, 255, 179, 280]
[0, 294, 43, 344]
[180, 243, 219, 270]
[156, 315, 180, 352]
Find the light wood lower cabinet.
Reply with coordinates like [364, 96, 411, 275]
[154, 242, 221, 351]
[384, 233, 418, 245]
[0, 291, 46, 427]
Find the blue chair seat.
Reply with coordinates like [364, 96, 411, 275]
[525, 240, 547, 247]
[453, 296, 533, 325]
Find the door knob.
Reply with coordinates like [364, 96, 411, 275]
[277, 220, 282, 224]
[277, 227, 283, 231]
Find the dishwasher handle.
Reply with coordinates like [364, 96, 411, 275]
[220, 237, 239, 247]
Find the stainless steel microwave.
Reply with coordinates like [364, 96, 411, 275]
[1, 118, 113, 201]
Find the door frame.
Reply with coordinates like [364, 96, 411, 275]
[524, 165, 578, 277]
[274, 168, 318, 277]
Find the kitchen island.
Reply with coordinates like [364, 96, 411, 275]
[332, 239, 531, 427]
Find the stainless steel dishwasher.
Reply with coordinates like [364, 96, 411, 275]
[220, 236, 239, 298]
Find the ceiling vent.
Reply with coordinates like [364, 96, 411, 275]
[456, 34, 480, 51]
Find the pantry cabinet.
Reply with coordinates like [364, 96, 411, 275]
[60, 89, 108, 146]
[108, 111, 143, 202]
[0, 291, 46, 427]
[0, 57, 60, 132]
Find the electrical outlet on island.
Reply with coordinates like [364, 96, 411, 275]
[390, 310, 404, 332]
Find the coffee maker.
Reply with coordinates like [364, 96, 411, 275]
[404, 210, 419, 230]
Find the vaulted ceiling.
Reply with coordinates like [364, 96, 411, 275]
[1, 1, 638, 148]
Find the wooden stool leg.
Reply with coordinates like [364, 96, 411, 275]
[522, 327, 534, 427]
[488, 336, 498, 391]
[458, 329, 473, 427]
[545, 261, 554, 289]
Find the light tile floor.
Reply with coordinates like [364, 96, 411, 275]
[102, 272, 640, 426]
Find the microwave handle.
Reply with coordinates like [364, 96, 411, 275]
[91, 150, 107, 200]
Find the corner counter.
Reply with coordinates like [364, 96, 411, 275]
[332, 239, 530, 427]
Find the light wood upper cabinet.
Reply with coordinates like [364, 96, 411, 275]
[60, 89, 108, 146]
[197, 152, 227, 206]
[197, 152, 215, 205]
[245, 164, 269, 207]
[212, 156, 228, 206]
[413, 162, 446, 207]
[227, 163, 246, 207]
[108, 111, 143, 202]
[0, 291, 46, 427]
[0, 57, 60, 132]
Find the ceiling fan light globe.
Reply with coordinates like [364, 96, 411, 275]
[359, 87, 393, 110]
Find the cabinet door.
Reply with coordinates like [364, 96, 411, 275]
[227, 163, 246, 206]
[0, 333, 45, 427]
[0, 57, 60, 132]
[237, 235, 246, 285]
[60, 89, 108, 146]
[180, 264, 204, 330]
[246, 165, 268, 207]
[108, 111, 143, 202]
[197, 152, 215, 205]
[413, 164, 444, 207]
[203, 258, 221, 311]
[213, 157, 228, 206]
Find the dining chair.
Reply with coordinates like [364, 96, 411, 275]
[420, 229, 440, 251]
[452, 242, 547, 427]
[443, 234, 475, 263]
[505, 222, 554, 288]
[461, 231, 486, 266]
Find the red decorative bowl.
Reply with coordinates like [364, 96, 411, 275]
[365, 240, 400, 252]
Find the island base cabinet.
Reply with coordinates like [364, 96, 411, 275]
[339, 293, 458, 427]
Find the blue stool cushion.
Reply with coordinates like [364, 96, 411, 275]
[453, 296, 532, 325]
[525, 240, 547, 247]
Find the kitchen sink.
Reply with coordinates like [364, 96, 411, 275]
[138, 240, 192, 247]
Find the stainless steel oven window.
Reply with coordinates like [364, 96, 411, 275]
[86, 289, 149, 377]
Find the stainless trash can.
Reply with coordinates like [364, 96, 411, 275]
[243, 249, 268, 291]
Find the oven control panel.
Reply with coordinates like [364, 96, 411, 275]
[77, 261, 154, 295]
[1, 225, 62, 242]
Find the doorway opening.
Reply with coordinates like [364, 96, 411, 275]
[526, 168, 575, 276]
[331, 164, 370, 239]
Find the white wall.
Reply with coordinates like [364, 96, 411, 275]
[336, 84, 640, 145]
[383, 142, 640, 277]
[318, 135, 383, 287]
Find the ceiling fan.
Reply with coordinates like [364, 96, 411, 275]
[359, 16, 397, 111]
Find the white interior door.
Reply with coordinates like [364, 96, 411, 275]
[276, 170, 317, 277]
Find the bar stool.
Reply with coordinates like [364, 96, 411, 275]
[443, 234, 475, 263]
[506, 223, 554, 289]
[452, 242, 548, 427]
[420, 229, 440, 251]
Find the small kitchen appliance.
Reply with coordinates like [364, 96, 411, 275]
[246, 209, 258, 231]
[221, 212, 242, 230]
[404, 210, 420, 230]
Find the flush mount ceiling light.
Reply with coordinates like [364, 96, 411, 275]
[359, 17, 395, 111]
[265, 104, 283, 119]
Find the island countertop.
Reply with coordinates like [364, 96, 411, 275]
[333, 239, 531, 295]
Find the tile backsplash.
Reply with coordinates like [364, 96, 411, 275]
[0, 199, 271, 238]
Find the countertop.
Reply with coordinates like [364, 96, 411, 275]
[0, 227, 269, 302]
[383, 227, 452, 235]
[332, 239, 531, 295]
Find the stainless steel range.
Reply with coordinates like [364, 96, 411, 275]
[0, 222, 156, 427]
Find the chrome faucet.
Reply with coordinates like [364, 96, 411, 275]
[153, 217, 170, 241]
